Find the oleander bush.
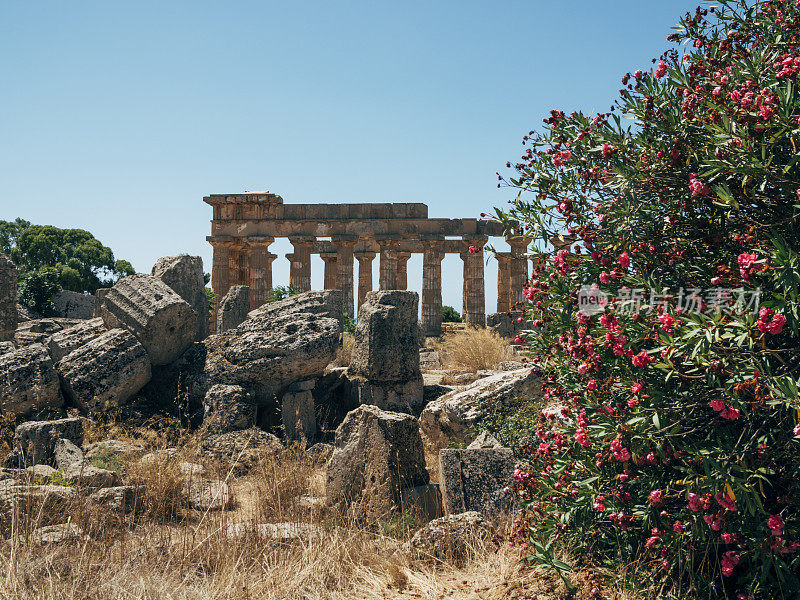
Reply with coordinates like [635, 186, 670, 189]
[495, 1, 800, 598]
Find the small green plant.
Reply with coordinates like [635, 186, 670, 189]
[381, 509, 424, 540]
[342, 312, 356, 334]
[89, 444, 124, 471]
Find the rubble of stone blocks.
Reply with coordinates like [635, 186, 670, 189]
[0, 248, 539, 529]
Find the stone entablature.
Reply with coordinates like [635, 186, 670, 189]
[205, 191, 529, 333]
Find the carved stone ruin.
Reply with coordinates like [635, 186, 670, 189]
[205, 191, 530, 334]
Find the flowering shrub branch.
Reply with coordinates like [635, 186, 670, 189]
[495, 1, 800, 597]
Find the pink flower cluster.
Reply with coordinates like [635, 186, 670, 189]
[709, 398, 741, 420]
[655, 60, 668, 79]
[721, 551, 740, 577]
[737, 252, 765, 281]
[688, 173, 711, 198]
[773, 53, 800, 80]
[631, 349, 652, 367]
[610, 438, 631, 462]
[551, 149, 571, 167]
[757, 307, 786, 335]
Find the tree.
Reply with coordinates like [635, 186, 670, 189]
[0, 220, 135, 294]
[441, 305, 462, 323]
[496, 1, 800, 597]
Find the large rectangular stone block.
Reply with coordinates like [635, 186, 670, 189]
[438, 448, 515, 515]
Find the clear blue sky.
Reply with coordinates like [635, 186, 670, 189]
[0, 0, 700, 313]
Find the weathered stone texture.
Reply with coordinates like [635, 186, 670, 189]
[48, 317, 107, 363]
[49, 290, 95, 319]
[407, 511, 491, 563]
[93, 288, 110, 318]
[419, 368, 541, 452]
[0, 254, 17, 342]
[57, 328, 151, 413]
[100, 274, 197, 366]
[0, 344, 62, 416]
[6, 418, 83, 467]
[282, 383, 316, 441]
[53, 438, 84, 469]
[204, 290, 342, 402]
[349, 291, 421, 382]
[438, 448, 515, 515]
[217, 285, 250, 333]
[326, 404, 429, 519]
[151, 255, 210, 340]
[203, 384, 256, 435]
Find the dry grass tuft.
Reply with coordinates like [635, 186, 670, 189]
[436, 328, 514, 372]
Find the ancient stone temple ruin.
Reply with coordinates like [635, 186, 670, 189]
[205, 191, 529, 334]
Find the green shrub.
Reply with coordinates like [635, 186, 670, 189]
[496, 2, 800, 597]
[441, 305, 462, 323]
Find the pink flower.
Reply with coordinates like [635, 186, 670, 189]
[655, 60, 668, 79]
[618, 251, 630, 270]
[688, 173, 711, 197]
[574, 428, 591, 447]
[716, 491, 737, 512]
[658, 313, 676, 332]
[721, 533, 734, 544]
[631, 350, 652, 367]
[710, 276, 721, 285]
[757, 307, 786, 334]
[709, 398, 725, 412]
[468, 245, 478, 254]
[602, 143, 613, 158]
[631, 382, 643, 394]
[673, 521, 685, 534]
[738, 252, 764, 281]
[768, 514, 783, 536]
[794, 423, 800, 436]
[645, 535, 660, 549]
[721, 551, 740, 577]
[587, 379, 598, 391]
[599, 271, 610, 284]
[514, 336, 524, 345]
[687, 492, 708, 512]
[648, 490, 664, 506]
[721, 407, 741, 420]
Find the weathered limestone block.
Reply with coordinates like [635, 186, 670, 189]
[100, 274, 198, 366]
[419, 368, 541, 452]
[89, 486, 138, 513]
[217, 285, 250, 333]
[400, 483, 443, 521]
[93, 288, 110, 318]
[349, 291, 422, 382]
[349, 291, 423, 413]
[226, 522, 325, 542]
[47, 317, 107, 363]
[14, 318, 82, 348]
[199, 428, 283, 474]
[205, 290, 342, 402]
[0, 254, 17, 342]
[152, 255, 209, 341]
[0, 341, 15, 356]
[203, 384, 256, 435]
[0, 344, 62, 416]
[354, 378, 425, 414]
[63, 462, 119, 488]
[17, 303, 36, 322]
[438, 448, 515, 515]
[282, 380, 316, 440]
[466, 431, 503, 450]
[5, 418, 83, 467]
[57, 328, 151, 413]
[53, 438, 84, 469]
[407, 511, 492, 563]
[0, 484, 79, 526]
[49, 290, 95, 319]
[326, 404, 429, 519]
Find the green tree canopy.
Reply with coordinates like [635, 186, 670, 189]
[1, 219, 135, 294]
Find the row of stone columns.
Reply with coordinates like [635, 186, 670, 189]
[210, 235, 528, 333]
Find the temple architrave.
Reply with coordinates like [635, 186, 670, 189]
[205, 191, 529, 335]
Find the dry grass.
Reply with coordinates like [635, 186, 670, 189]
[0, 428, 572, 600]
[435, 328, 514, 373]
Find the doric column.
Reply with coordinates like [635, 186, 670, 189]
[496, 252, 511, 312]
[396, 252, 411, 290]
[288, 236, 314, 292]
[377, 237, 400, 290]
[209, 238, 232, 300]
[247, 236, 276, 309]
[320, 254, 338, 290]
[508, 236, 530, 310]
[460, 236, 488, 327]
[421, 238, 444, 336]
[355, 251, 376, 311]
[333, 236, 357, 318]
